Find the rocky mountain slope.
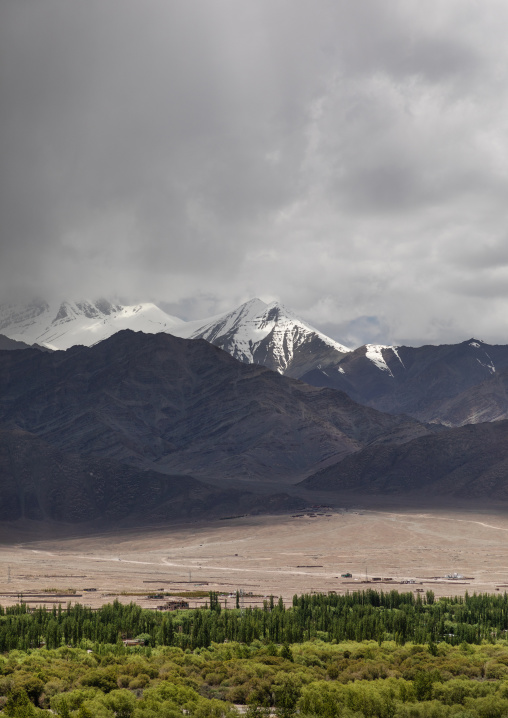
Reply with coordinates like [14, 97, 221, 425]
[302, 339, 508, 425]
[301, 420, 508, 499]
[0, 429, 301, 523]
[429, 368, 508, 425]
[0, 331, 428, 484]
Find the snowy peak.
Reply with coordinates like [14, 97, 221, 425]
[53, 299, 122, 322]
[177, 298, 351, 377]
[185, 298, 270, 353]
[364, 345, 406, 376]
[0, 299, 184, 350]
[0, 295, 351, 379]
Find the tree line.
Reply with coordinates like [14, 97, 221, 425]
[1, 589, 508, 651]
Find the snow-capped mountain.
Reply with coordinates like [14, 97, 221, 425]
[6, 294, 508, 440]
[175, 298, 351, 378]
[0, 299, 184, 350]
[301, 338, 508, 425]
[0, 297, 351, 377]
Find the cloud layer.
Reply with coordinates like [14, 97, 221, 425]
[2, 1, 508, 346]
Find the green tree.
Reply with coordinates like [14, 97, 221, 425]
[4, 688, 37, 717]
[414, 672, 434, 702]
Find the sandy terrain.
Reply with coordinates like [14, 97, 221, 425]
[2, 500, 508, 610]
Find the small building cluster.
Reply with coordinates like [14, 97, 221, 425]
[156, 599, 190, 611]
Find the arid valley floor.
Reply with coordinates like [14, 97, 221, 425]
[2, 499, 508, 610]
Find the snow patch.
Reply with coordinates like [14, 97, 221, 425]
[365, 345, 394, 376]
[476, 357, 496, 374]
[391, 346, 405, 368]
[469, 341, 496, 374]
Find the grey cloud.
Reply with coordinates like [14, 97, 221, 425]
[2, 1, 508, 345]
[332, 3, 480, 84]
[317, 315, 391, 349]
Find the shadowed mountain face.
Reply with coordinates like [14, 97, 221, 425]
[301, 420, 508, 499]
[301, 339, 508, 426]
[420, 367, 508, 426]
[0, 334, 34, 351]
[0, 331, 428, 484]
[0, 429, 303, 523]
[0, 429, 216, 522]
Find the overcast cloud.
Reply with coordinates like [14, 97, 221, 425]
[2, 0, 508, 347]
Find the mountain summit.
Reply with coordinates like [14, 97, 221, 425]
[0, 298, 184, 350]
[177, 298, 351, 378]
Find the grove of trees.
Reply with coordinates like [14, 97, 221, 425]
[1, 590, 508, 716]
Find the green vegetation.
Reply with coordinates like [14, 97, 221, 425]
[2, 591, 508, 715]
[2, 589, 505, 651]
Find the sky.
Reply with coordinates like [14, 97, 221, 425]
[2, 1, 508, 348]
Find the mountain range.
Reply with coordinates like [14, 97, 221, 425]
[2, 296, 508, 427]
[0, 330, 428, 481]
[0, 297, 350, 378]
[2, 296, 508, 525]
[0, 329, 432, 523]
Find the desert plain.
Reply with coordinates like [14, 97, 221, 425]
[2, 496, 508, 610]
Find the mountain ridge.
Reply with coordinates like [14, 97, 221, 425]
[301, 338, 508, 425]
[4, 297, 508, 430]
[0, 297, 351, 378]
[0, 329, 429, 483]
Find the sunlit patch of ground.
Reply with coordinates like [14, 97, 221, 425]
[2, 501, 508, 609]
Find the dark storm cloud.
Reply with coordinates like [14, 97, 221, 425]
[2, 1, 508, 345]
